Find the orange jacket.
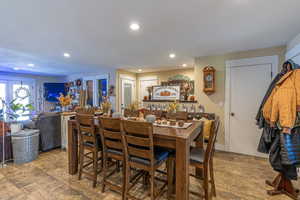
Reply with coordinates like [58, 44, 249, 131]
[263, 69, 300, 128]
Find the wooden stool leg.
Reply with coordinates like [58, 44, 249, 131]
[102, 155, 107, 193]
[78, 144, 84, 180]
[93, 150, 98, 188]
[203, 166, 209, 200]
[209, 159, 216, 197]
[150, 171, 155, 200]
[266, 173, 299, 200]
[124, 164, 130, 200]
[121, 160, 126, 200]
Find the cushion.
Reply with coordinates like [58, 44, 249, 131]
[130, 147, 170, 166]
[190, 147, 204, 163]
[107, 148, 123, 155]
[200, 118, 213, 140]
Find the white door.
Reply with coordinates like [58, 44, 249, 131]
[121, 78, 135, 108]
[226, 56, 278, 157]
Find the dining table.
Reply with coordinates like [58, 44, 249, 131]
[67, 119, 203, 200]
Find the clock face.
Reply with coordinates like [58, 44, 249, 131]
[205, 74, 213, 82]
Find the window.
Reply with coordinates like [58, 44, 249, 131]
[0, 78, 35, 121]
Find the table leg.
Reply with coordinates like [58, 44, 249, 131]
[68, 121, 78, 175]
[176, 138, 190, 200]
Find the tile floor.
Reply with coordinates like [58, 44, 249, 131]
[0, 149, 299, 200]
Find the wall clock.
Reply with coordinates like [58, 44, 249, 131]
[203, 66, 216, 95]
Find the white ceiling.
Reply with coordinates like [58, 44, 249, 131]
[0, 0, 300, 75]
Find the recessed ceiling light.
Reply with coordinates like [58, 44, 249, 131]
[13, 67, 20, 70]
[130, 23, 140, 31]
[138, 69, 142, 72]
[63, 53, 71, 58]
[27, 63, 35, 67]
[182, 64, 187, 67]
[169, 53, 176, 59]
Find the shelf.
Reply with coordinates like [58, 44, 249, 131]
[142, 100, 198, 103]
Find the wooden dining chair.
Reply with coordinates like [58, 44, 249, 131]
[144, 110, 163, 119]
[166, 111, 188, 121]
[99, 117, 126, 199]
[189, 116, 220, 200]
[121, 120, 173, 200]
[124, 109, 139, 118]
[76, 113, 103, 187]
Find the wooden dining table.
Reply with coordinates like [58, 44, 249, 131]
[67, 119, 203, 200]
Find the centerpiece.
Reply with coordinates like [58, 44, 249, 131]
[57, 93, 72, 112]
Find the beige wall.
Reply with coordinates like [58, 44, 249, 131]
[194, 45, 286, 145]
[115, 45, 286, 146]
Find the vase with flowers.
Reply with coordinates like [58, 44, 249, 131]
[101, 96, 111, 115]
[57, 93, 72, 112]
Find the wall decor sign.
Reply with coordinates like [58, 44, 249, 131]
[152, 86, 180, 100]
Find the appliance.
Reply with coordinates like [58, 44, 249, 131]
[44, 83, 66, 102]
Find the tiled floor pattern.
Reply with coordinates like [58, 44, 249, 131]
[0, 149, 299, 200]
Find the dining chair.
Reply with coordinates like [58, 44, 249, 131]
[189, 116, 220, 200]
[99, 117, 126, 199]
[121, 120, 173, 200]
[76, 113, 103, 187]
[144, 110, 163, 119]
[124, 109, 139, 118]
[166, 111, 188, 121]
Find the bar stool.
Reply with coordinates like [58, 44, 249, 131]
[76, 113, 103, 187]
[189, 116, 220, 199]
[99, 117, 126, 199]
[121, 120, 173, 200]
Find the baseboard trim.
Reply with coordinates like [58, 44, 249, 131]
[215, 143, 226, 151]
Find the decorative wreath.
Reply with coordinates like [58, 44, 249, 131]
[15, 86, 30, 99]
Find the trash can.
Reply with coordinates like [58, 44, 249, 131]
[11, 129, 40, 164]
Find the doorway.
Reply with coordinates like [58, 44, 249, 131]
[225, 56, 278, 157]
[120, 76, 135, 109]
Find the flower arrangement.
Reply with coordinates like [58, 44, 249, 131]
[168, 100, 179, 113]
[57, 93, 72, 107]
[127, 101, 139, 112]
[101, 96, 111, 114]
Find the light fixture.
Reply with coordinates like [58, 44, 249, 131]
[27, 63, 35, 67]
[13, 67, 20, 70]
[63, 53, 71, 58]
[130, 23, 140, 31]
[138, 69, 142, 72]
[182, 64, 187, 67]
[169, 53, 176, 59]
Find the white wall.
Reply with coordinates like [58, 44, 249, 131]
[66, 68, 117, 110]
[287, 33, 300, 51]
[0, 71, 66, 112]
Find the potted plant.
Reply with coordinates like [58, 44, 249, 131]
[0, 98, 34, 133]
[101, 96, 111, 115]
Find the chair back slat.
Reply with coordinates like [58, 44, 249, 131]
[166, 111, 188, 120]
[128, 146, 151, 160]
[124, 109, 139, 118]
[204, 116, 220, 163]
[126, 134, 151, 147]
[121, 120, 154, 166]
[144, 110, 163, 119]
[105, 140, 123, 150]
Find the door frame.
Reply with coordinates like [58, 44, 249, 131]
[224, 55, 279, 152]
[120, 75, 136, 109]
[83, 74, 109, 107]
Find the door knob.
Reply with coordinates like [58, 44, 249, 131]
[230, 112, 235, 117]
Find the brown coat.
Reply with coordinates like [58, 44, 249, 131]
[263, 69, 300, 128]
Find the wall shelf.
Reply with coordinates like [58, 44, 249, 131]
[143, 100, 198, 103]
